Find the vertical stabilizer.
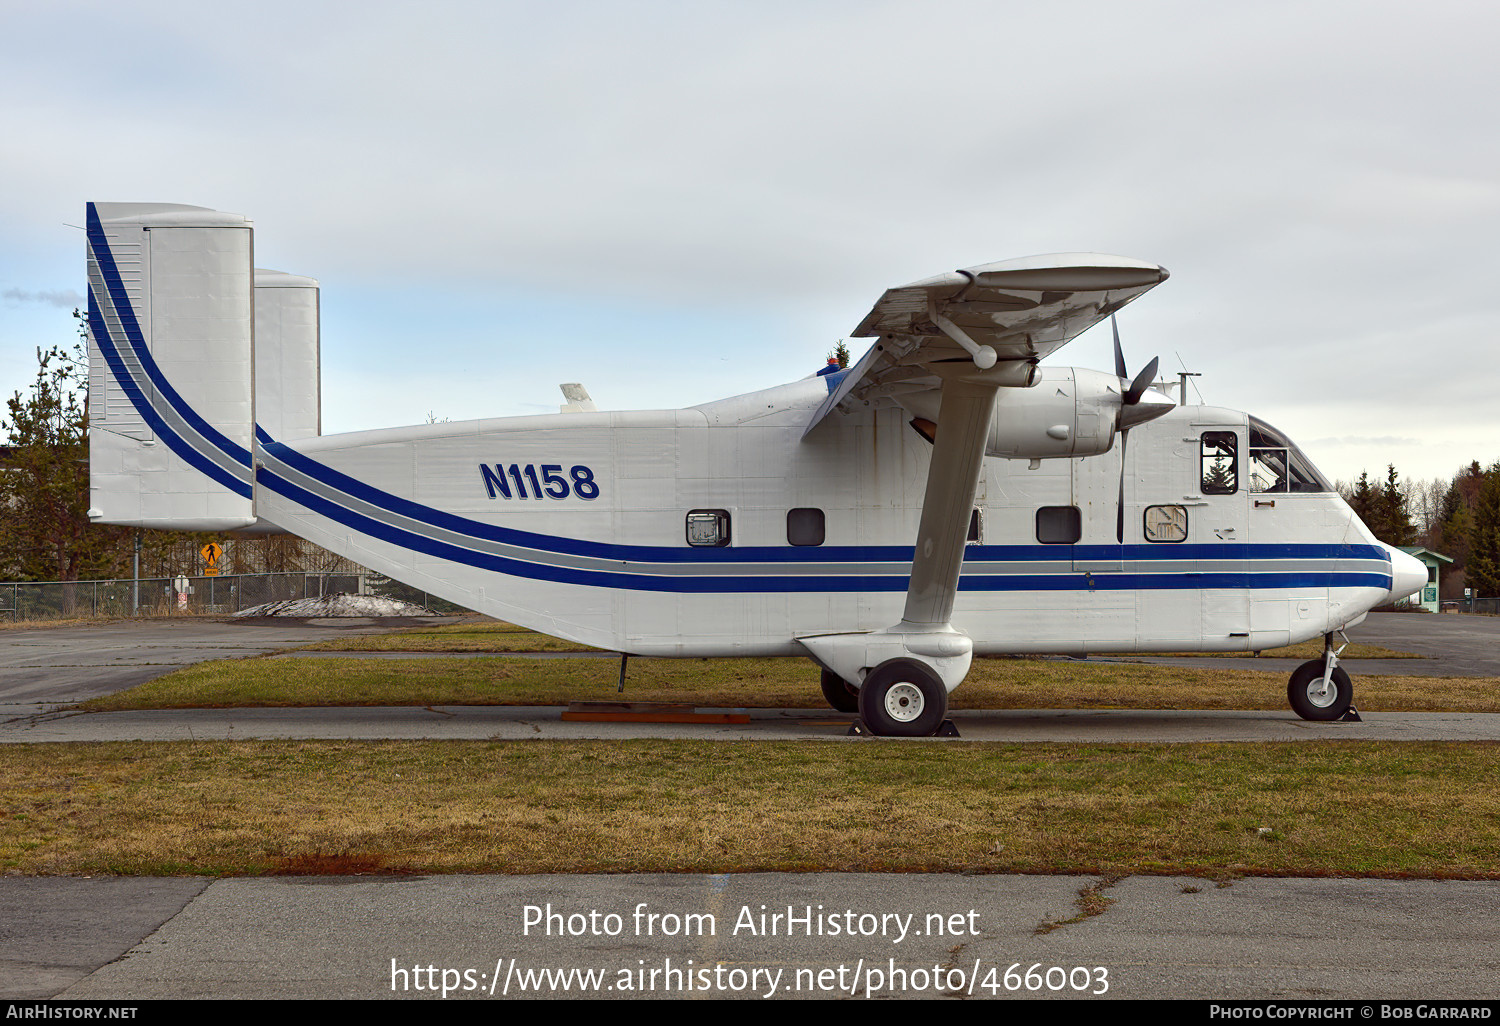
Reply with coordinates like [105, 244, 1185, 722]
[254, 269, 320, 443]
[86, 202, 257, 531]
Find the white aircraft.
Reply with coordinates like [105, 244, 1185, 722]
[83, 202, 1427, 736]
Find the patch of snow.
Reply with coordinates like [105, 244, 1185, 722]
[234, 593, 435, 618]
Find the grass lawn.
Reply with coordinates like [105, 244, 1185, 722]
[25, 619, 1494, 882]
[301, 621, 1425, 661]
[3, 739, 1497, 878]
[75, 652, 1500, 713]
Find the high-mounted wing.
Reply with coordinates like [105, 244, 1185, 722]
[805, 253, 1168, 436]
[796, 253, 1170, 731]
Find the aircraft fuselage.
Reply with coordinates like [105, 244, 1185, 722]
[253, 373, 1401, 660]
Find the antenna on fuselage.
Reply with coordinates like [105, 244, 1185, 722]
[1175, 371, 1202, 406]
[1173, 353, 1203, 406]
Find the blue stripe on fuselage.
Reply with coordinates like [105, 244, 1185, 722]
[254, 461, 1394, 594]
[260, 440, 1388, 568]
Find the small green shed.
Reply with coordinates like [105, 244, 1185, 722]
[1398, 546, 1454, 613]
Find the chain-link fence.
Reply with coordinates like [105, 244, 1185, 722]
[0, 572, 463, 622]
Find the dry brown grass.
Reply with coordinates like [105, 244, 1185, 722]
[302, 622, 597, 652]
[75, 653, 1500, 714]
[0, 614, 200, 632]
[3, 740, 1498, 878]
[302, 623, 1424, 660]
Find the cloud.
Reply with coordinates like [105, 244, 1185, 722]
[1304, 436, 1423, 448]
[2, 0, 1498, 490]
[3, 287, 84, 308]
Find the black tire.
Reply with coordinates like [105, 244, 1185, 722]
[1287, 659, 1354, 721]
[857, 658, 948, 737]
[819, 667, 860, 713]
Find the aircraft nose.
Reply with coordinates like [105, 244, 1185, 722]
[1382, 544, 1428, 604]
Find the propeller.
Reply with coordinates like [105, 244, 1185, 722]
[1112, 316, 1161, 543]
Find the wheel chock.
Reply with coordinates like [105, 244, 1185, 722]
[846, 718, 961, 738]
[1340, 705, 1362, 723]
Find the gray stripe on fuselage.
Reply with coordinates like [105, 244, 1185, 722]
[259, 444, 909, 577]
[258, 444, 1388, 582]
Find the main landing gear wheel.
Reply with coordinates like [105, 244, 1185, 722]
[1287, 659, 1354, 721]
[857, 658, 948, 737]
[820, 667, 860, 713]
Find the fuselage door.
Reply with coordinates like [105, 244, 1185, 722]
[1194, 424, 1251, 645]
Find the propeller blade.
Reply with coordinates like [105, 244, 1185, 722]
[1110, 314, 1149, 542]
[1116, 429, 1128, 543]
[1124, 356, 1159, 405]
[1112, 315, 1126, 381]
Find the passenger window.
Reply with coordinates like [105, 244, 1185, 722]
[787, 508, 825, 546]
[1036, 506, 1081, 544]
[1201, 431, 1238, 494]
[686, 510, 731, 547]
[1144, 504, 1188, 542]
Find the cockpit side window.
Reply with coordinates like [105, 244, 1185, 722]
[1201, 431, 1238, 494]
[1248, 417, 1333, 493]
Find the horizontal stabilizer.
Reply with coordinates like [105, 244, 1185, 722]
[86, 203, 322, 532]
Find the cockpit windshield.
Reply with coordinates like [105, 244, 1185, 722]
[1248, 417, 1333, 493]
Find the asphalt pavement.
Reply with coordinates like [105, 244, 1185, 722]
[0, 615, 454, 717]
[4, 611, 1499, 1001]
[4, 873, 1497, 1000]
[8, 704, 1500, 744]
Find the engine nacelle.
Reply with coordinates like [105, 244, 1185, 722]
[985, 367, 1123, 459]
[899, 367, 1126, 460]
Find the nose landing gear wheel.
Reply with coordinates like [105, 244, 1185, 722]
[819, 667, 860, 713]
[857, 658, 948, 737]
[1287, 659, 1354, 721]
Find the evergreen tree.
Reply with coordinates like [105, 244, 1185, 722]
[1466, 463, 1500, 598]
[1376, 464, 1416, 547]
[1441, 491, 1473, 571]
[1438, 479, 1463, 532]
[1459, 461, 1486, 504]
[0, 313, 214, 604]
[1435, 461, 1488, 577]
[1204, 460, 1234, 492]
[0, 329, 133, 587]
[1346, 471, 1377, 530]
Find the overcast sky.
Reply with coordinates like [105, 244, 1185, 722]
[3, 0, 1497, 500]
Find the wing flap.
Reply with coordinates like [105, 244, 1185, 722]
[806, 253, 1167, 437]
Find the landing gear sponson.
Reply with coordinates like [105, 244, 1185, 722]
[797, 258, 1173, 735]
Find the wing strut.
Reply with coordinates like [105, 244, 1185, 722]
[900, 366, 1004, 628]
[797, 360, 1032, 710]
